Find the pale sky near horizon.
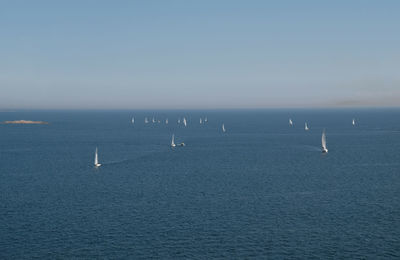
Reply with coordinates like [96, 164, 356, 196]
[1, 0, 400, 109]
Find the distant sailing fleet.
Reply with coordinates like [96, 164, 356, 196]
[288, 117, 357, 154]
[94, 116, 358, 167]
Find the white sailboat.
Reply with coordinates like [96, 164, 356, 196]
[305, 122, 309, 131]
[166, 118, 168, 124]
[183, 117, 187, 127]
[171, 134, 176, 147]
[204, 117, 208, 123]
[131, 117, 135, 124]
[222, 123, 226, 133]
[145, 117, 149, 124]
[200, 118, 202, 124]
[178, 118, 181, 124]
[171, 134, 185, 147]
[352, 118, 356, 126]
[289, 118, 293, 126]
[321, 129, 328, 153]
[152, 117, 155, 123]
[94, 147, 101, 167]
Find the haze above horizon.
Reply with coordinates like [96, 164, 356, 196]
[1, 1, 399, 109]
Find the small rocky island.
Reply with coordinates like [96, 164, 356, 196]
[3, 120, 49, 125]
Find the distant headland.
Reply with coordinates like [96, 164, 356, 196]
[3, 120, 49, 125]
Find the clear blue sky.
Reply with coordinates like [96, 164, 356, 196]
[1, 0, 399, 109]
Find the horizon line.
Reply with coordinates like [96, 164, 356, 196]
[1, 105, 400, 112]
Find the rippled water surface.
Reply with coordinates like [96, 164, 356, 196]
[1, 109, 399, 259]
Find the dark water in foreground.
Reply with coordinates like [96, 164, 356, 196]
[0, 109, 399, 259]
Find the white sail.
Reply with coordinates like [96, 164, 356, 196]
[171, 134, 176, 147]
[183, 117, 187, 127]
[305, 122, 309, 131]
[322, 130, 328, 153]
[131, 117, 135, 124]
[94, 147, 101, 167]
[204, 117, 208, 123]
[94, 148, 98, 165]
[145, 117, 149, 124]
[166, 118, 168, 124]
[289, 118, 293, 126]
[352, 118, 355, 126]
[200, 118, 202, 124]
[152, 117, 155, 123]
[222, 123, 226, 132]
[178, 118, 181, 124]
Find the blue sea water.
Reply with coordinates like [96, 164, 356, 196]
[0, 109, 399, 259]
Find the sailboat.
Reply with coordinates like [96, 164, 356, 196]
[183, 117, 187, 127]
[222, 123, 226, 133]
[178, 118, 181, 124]
[152, 117, 156, 123]
[305, 122, 309, 131]
[171, 134, 176, 147]
[94, 147, 101, 167]
[131, 117, 135, 124]
[352, 118, 356, 126]
[204, 117, 208, 123]
[200, 118, 203, 124]
[321, 129, 328, 153]
[165, 118, 168, 124]
[171, 134, 185, 147]
[145, 117, 149, 124]
[289, 118, 293, 126]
